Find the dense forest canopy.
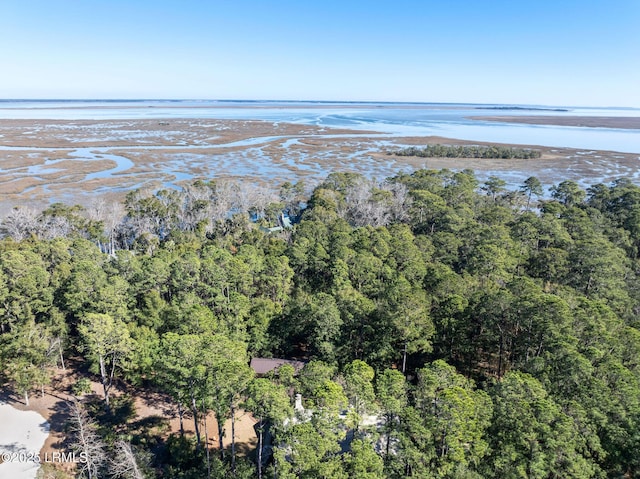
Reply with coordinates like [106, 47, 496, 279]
[1, 169, 639, 478]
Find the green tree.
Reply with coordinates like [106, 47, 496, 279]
[550, 180, 586, 207]
[0, 248, 53, 331]
[245, 378, 292, 479]
[155, 333, 207, 442]
[1, 319, 56, 405]
[482, 176, 507, 201]
[385, 280, 433, 373]
[278, 419, 347, 479]
[78, 313, 135, 408]
[63, 256, 129, 322]
[287, 292, 343, 363]
[343, 359, 376, 430]
[376, 369, 407, 458]
[344, 439, 385, 479]
[520, 176, 543, 211]
[486, 371, 599, 478]
[400, 360, 492, 478]
[201, 334, 254, 460]
[277, 378, 348, 479]
[297, 360, 337, 401]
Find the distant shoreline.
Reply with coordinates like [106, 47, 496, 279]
[0, 101, 631, 112]
[0, 103, 482, 111]
[470, 115, 640, 130]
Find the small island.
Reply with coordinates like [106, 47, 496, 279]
[390, 144, 542, 159]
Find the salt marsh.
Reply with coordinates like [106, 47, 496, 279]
[0, 101, 638, 210]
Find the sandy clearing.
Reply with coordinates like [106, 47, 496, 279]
[0, 364, 259, 477]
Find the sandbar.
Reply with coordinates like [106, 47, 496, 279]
[469, 115, 640, 129]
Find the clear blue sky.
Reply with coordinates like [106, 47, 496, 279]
[1, 0, 639, 107]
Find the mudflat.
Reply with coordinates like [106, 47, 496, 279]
[1, 118, 639, 213]
[470, 115, 640, 129]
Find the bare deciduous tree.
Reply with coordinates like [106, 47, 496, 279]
[342, 178, 412, 227]
[88, 199, 125, 255]
[210, 180, 236, 222]
[180, 182, 214, 231]
[69, 400, 107, 479]
[344, 178, 390, 227]
[386, 181, 412, 223]
[111, 441, 149, 479]
[0, 206, 39, 240]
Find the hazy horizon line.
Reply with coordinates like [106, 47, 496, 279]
[1, 98, 639, 110]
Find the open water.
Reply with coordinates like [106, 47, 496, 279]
[0, 100, 638, 154]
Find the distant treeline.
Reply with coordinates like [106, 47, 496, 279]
[392, 144, 542, 159]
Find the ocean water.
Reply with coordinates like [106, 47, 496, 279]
[0, 100, 639, 154]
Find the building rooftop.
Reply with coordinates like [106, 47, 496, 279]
[250, 358, 306, 375]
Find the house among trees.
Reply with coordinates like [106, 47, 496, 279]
[249, 358, 305, 376]
[258, 213, 293, 233]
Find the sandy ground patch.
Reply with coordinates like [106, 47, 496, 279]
[133, 392, 258, 453]
[0, 364, 259, 477]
